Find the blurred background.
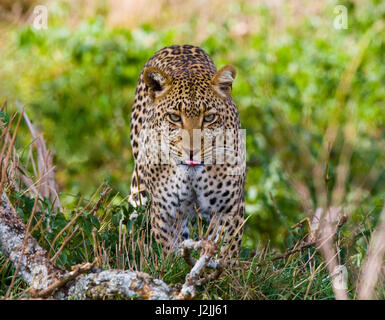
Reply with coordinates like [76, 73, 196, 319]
[1, 0, 385, 252]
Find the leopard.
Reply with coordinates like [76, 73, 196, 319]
[129, 44, 245, 261]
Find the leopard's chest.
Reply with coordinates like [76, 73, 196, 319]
[147, 164, 228, 221]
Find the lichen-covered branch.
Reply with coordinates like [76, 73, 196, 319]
[65, 270, 172, 300]
[0, 192, 64, 291]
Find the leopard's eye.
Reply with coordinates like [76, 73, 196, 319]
[203, 114, 216, 123]
[168, 113, 181, 122]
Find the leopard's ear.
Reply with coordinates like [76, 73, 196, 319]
[212, 65, 236, 99]
[143, 67, 171, 100]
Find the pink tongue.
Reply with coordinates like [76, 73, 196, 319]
[186, 160, 201, 166]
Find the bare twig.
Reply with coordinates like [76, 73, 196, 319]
[177, 239, 224, 299]
[0, 109, 23, 193]
[357, 203, 385, 300]
[15, 101, 62, 213]
[50, 226, 80, 264]
[260, 213, 348, 266]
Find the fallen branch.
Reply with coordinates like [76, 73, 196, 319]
[31, 261, 96, 298]
[65, 269, 171, 300]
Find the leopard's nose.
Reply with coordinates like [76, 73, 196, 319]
[186, 148, 200, 160]
[181, 147, 201, 164]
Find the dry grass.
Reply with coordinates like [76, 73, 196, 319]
[0, 0, 333, 41]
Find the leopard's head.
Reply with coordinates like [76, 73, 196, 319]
[142, 64, 238, 166]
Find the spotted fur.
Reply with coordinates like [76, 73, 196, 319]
[129, 45, 245, 260]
